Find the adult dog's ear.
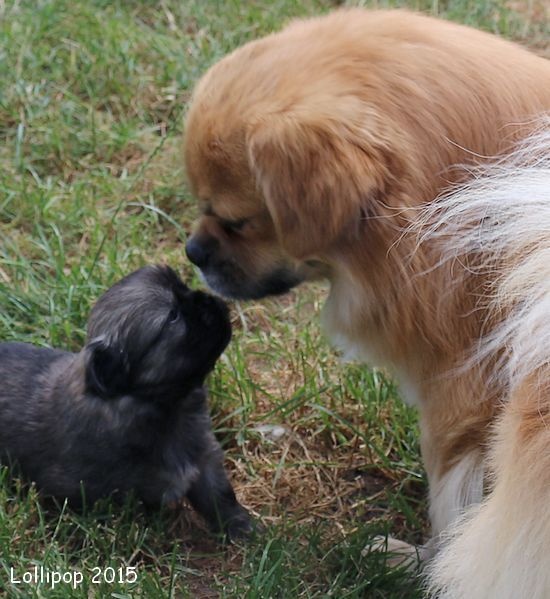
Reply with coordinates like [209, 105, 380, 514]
[85, 337, 129, 398]
[247, 111, 388, 258]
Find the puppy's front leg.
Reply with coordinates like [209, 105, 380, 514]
[186, 445, 252, 540]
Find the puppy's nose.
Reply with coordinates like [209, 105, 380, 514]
[185, 235, 218, 268]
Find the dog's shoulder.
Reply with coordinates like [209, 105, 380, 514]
[0, 341, 70, 377]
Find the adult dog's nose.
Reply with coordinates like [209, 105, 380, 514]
[185, 235, 218, 268]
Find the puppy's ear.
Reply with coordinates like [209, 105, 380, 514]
[247, 112, 388, 258]
[85, 337, 129, 398]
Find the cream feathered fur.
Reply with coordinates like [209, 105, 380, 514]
[420, 121, 550, 598]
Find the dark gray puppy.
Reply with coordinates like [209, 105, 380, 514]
[0, 265, 251, 538]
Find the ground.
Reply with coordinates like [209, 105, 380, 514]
[0, 0, 548, 597]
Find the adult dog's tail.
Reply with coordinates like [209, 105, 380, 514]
[420, 120, 550, 599]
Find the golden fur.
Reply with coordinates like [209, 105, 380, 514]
[183, 8, 550, 595]
[420, 124, 550, 597]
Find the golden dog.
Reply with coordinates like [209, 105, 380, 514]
[183, 9, 550, 597]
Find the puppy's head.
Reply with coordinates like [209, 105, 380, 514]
[183, 20, 396, 300]
[84, 265, 231, 400]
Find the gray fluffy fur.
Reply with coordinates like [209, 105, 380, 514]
[0, 265, 251, 538]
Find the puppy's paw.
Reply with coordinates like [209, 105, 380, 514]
[365, 535, 424, 570]
[220, 507, 262, 543]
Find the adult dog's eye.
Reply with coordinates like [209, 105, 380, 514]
[220, 217, 247, 234]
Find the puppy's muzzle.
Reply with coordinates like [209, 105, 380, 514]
[192, 290, 229, 320]
[185, 234, 219, 269]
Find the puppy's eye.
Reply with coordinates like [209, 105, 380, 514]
[168, 308, 180, 324]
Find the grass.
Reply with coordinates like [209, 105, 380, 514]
[0, 0, 547, 597]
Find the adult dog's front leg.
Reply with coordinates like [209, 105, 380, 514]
[419, 385, 493, 551]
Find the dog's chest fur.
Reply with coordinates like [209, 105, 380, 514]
[64, 387, 213, 505]
[322, 276, 422, 407]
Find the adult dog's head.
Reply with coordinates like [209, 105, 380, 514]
[183, 8, 546, 305]
[183, 10, 410, 301]
[85, 265, 231, 400]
